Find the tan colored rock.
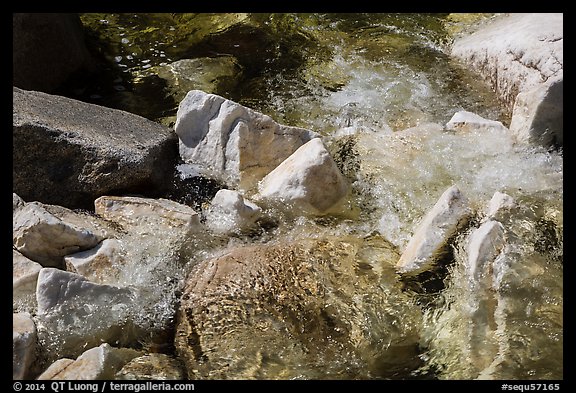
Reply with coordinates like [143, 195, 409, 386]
[175, 237, 421, 379]
[36, 358, 74, 380]
[64, 239, 124, 284]
[94, 196, 201, 234]
[36, 344, 141, 380]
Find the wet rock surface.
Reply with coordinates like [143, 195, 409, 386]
[450, 13, 563, 148]
[175, 237, 423, 379]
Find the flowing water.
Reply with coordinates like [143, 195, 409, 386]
[56, 13, 562, 379]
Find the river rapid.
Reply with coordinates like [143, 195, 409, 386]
[61, 13, 562, 380]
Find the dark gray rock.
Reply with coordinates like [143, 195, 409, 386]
[13, 13, 95, 93]
[13, 87, 178, 210]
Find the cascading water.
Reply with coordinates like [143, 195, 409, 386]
[57, 13, 562, 379]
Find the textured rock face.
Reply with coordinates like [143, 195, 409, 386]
[509, 76, 563, 147]
[174, 90, 319, 190]
[13, 87, 178, 209]
[451, 13, 563, 111]
[36, 344, 142, 380]
[175, 237, 422, 380]
[13, 13, 95, 93]
[13, 312, 37, 380]
[257, 138, 350, 215]
[450, 13, 563, 148]
[35, 268, 138, 359]
[396, 185, 473, 274]
[13, 202, 103, 268]
[94, 195, 201, 234]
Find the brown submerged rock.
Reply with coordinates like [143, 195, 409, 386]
[175, 236, 423, 379]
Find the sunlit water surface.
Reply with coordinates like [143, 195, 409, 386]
[45, 13, 563, 379]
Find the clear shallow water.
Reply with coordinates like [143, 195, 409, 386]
[54, 13, 562, 379]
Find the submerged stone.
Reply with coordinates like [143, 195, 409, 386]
[175, 237, 422, 379]
[116, 353, 186, 380]
[153, 57, 241, 104]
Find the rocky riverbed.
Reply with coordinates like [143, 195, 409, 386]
[13, 13, 562, 380]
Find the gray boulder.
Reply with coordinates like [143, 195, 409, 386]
[13, 87, 178, 210]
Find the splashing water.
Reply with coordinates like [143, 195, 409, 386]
[56, 13, 562, 379]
